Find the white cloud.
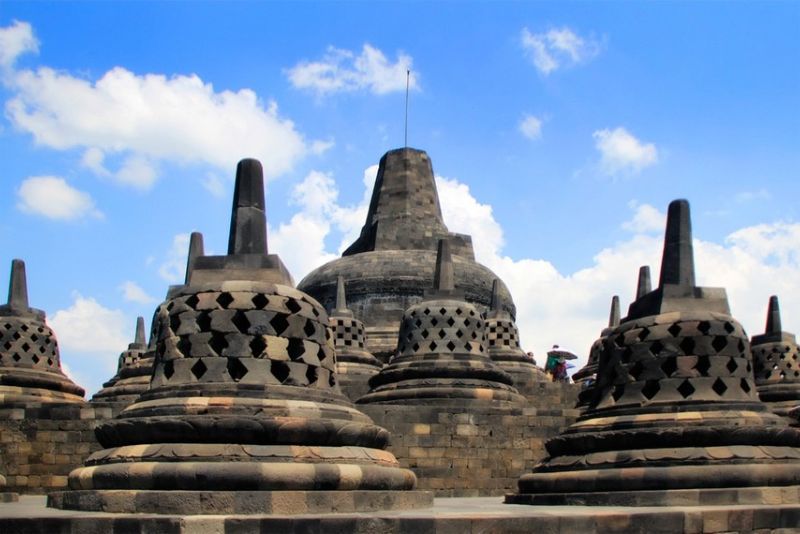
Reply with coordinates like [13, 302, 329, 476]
[158, 233, 191, 283]
[735, 189, 771, 203]
[17, 175, 102, 220]
[521, 27, 600, 75]
[287, 44, 416, 96]
[518, 114, 543, 140]
[120, 281, 156, 304]
[1, 21, 319, 188]
[593, 127, 658, 175]
[0, 20, 38, 68]
[622, 201, 665, 233]
[202, 172, 227, 198]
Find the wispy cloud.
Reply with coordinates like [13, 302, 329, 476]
[593, 127, 658, 176]
[0, 20, 38, 68]
[521, 27, 601, 75]
[518, 114, 543, 140]
[120, 281, 156, 304]
[17, 176, 103, 220]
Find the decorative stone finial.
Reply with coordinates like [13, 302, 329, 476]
[490, 279, 500, 312]
[134, 316, 146, 346]
[766, 295, 782, 334]
[608, 296, 620, 328]
[332, 276, 353, 318]
[184, 232, 205, 284]
[228, 158, 267, 255]
[7, 259, 28, 311]
[659, 199, 695, 288]
[433, 239, 454, 292]
[636, 266, 652, 300]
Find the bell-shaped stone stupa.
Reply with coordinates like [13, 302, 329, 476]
[330, 276, 382, 401]
[90, 317, 150, 413]
[751, 296, 800, 419]
[358, 240, 525, 406]
[507, 199, 800, 506]
[573, 294, 622, 409]
[0, 259, 85, 405]
[485, 279, 548, 395]
[51, 158, 430, 514]
[298, 148, 515, 361]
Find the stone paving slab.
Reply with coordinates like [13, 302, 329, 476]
[2, 495, 800, 533]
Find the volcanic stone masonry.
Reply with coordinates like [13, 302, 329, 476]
[298, 147, 517, 362]
[508, 199, 800, 506]
[0, 259, 110, 495]
[49, 158, 431, 515]
[329, 276, 382, 401]
[573, 294, 621, 409]
[751, 295, 800, 421]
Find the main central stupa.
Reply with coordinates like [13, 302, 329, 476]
[298, 147, 515, 361]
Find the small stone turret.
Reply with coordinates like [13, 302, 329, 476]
[53, 158, 429, 515]
[330, 276, 382, 401]
[0, 259, 85, 404]
[751, 295, 800, 419]
[573, 294, 621, 409]
[358, 240, 524, 406]
[485, 279, 548, 395]
[508, 199, 800, 506]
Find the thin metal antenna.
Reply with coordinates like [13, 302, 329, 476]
[404, 69, 410, 148]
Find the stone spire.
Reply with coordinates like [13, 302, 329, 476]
[332, 276, 353, 318]
[490, 278, 501, 312]
[184, 232, 205, 285]
[628, 199, 729, 318]
[228, 158, 267, 255]
[766, 295, 782, 334]
[636, 265, 651, 300]
[608, 295, 620, 328]
[7, 259, 28, 312]
[433, 239, 455, 292]
[134, 316, 146, 347]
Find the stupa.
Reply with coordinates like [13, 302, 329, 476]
[0, 259, 85, 405]
[50, 158, 430, 514]
[329, 276, 382, 401]
[90, 317, 150, 413]
[507, 199, 800, 505]
[484, 279, 548, 394]
[298, 148, 515, 361]
[573, 295, 621, 409]
[751, 295, 800, 419]
[358, 240, 525, 406]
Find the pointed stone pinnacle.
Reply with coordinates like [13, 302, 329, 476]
[134, 316, 146, 345]
[228, 158, 267, 255]
[433, 239, 454, 292]
[8, 259, 29, 310]
[332, 276, 353, 317]
[490, 279, 500, 312]
[766, 295, 782, 334]
[659, 199, 696, 288]
[185, 232, 205, 284]
[609, 296, 620, 328]
[636, 266, 652, 300]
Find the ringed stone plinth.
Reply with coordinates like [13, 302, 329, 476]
[508, 199, 800, 506]
[298, 148, 515, 361]
[0, 259, 85, 405]
[358, 241, 524, 407]
[90, 316, 152, 414]
[51, 158, 430, 514]
[752, 295, 800, 419]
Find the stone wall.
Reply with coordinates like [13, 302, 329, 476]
[361, 383, 580, 496]
[0, 404, 110, 494]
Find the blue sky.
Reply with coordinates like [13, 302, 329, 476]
[1, 2, 798, 395]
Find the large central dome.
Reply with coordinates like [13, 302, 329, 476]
[298, 147, 515, 361]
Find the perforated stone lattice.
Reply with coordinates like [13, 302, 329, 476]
[332, 318, 366, 349]
[0, 318, 59, 370]
[753, 343, 800, 384]
[597, 315, 758, 408]
[396, 305, 485, 355]
[150, 287, 337, 390]
[485, 318, 521, 350]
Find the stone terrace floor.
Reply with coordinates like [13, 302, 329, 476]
[2, 495, 800, 533]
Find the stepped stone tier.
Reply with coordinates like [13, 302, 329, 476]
[485, 279, 548, 395]
[298, 147, 515, 361]
[573, 295, 621, 409]
[330, 276, 382, 401]
[0, 259, 85, 405]
[90, 317, 151, 413]
[50, 158, 430, 515]
[507, 199, 800, 506]
[751, 295, 800, 418]
[358, 240, 525, 407]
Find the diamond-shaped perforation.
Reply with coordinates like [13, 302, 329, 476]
[185, 294, 200, 309]
[447, 317, 455, 327]
[628, 360, 645, 380]
[455, 330, 464, 338]
[169, 314, 181, 335]
[421, 329, 430, 339]
[12, 353, 20, 362]
[712, 377, 728, 396]
[196, 312, 212, 331]
[177, 337, 192, 357]
[163, 360, 175, 379]
[712, 336, 728, 352]
[209, 333, 228, 356]
[191, 359, 208, 379]
[271, 361, 290, 383]
[697, 321, 711, 335]
[726, 357, 738, 374]
[429, 341, 438, 350]
[251, 294, 269, 309]
[455, 308, 463, 315]
[649, 340, 664, 356]
[287, 338, 305, 360]
[447, 341, 456, 351]
[695, 355, 711, 376]
[227, 358, 248, 381]
[723, 322, 735, 334]
[641, 380, 660, 400]
[250, 336, 267, 358]
[303, 319, 316, 337]
[668, 324, 682, 337]
[677, 379, 695, 398]
[740, 378, 751, 393]
[423, 308, 431, 315]
[317, 345, 327, 361]
[679, 337, 696, 354]
[31, 354, 39, 364]
[637, 327, 651, 341]
[431, 317, 438, 327]
[438, 329, 446, 339]
[661, 357, 678, 377]
[270, 313, 290, 335]
[231, 311, 251, 333]
[285, 299, 302, 314]
[216, 293, 234, 308]
[305, 365, 318, 385]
